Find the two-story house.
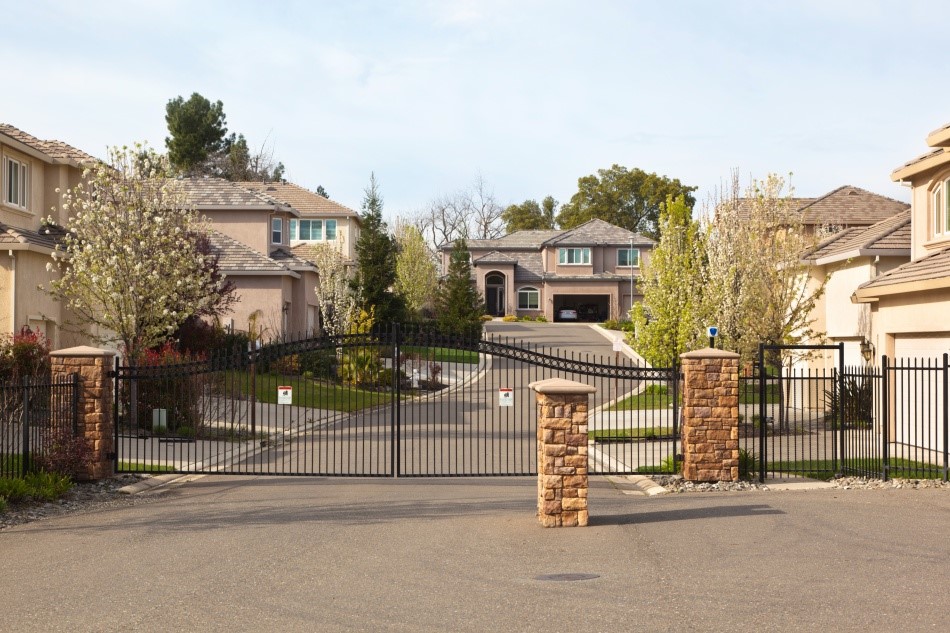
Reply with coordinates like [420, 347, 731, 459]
[446, 219, 655, 322]
[853, 123, 950, 360]
[237, 181, 361, 266]
[177, 178, 323, 338]
[0, 124, 96, 349]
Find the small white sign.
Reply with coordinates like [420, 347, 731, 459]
[277, 386, 293, 405]
[499, 388, 514, 407]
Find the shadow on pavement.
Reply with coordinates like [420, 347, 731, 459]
[591, 503, 784, 526]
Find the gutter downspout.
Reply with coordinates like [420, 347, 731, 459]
[8, 250, 15, 334]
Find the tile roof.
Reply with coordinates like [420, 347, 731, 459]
[733, 186, 908, 227]
[856, 246, 950, 295]
[270, 247, 318, 271]
[237, 182, 359, 218]
[207, 230, 293, 274]
[0, 123, 98, 165]
[545, 219, 655, 246]
[465, 229, 564, 251]
[0, 223, 66, 251]
[176, 178, 287, 208]
[512, 253, 543, 282]
[797, 186, 909, 226]
[290, 243, 356, 266]
[802, 210, 911, 264]
[474, 250, 519, 265]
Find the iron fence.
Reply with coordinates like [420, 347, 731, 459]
[112, 326, 679, 477]
[0, 374, 80, 478]
[745, 344, 949, 482]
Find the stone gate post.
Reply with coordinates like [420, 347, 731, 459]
[679, 348, 740, 482]
[50, 346, 117, 481]
[529, 378, 596, 527]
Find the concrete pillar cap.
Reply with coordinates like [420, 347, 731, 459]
[680, 348, 740, 360]
[529, 378, 597, 395]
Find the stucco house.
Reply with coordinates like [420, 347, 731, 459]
[446, 219, 655, 322]
[852, 122, 950, 360]
[177, 178, 325, 338]
[801, 209, 911, 367]
[0, 123, 97, 349]
[237, 181, 361, 266]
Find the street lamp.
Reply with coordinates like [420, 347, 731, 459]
[860, 338, 874, 363]
[629, 238, 635, 318]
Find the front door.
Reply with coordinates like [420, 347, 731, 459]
[485, 272, 506, 316]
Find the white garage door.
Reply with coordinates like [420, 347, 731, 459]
[894, 334, 950, 362]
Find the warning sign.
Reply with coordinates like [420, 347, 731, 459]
[498, 388, 514, 407]
[277, 386, 293, 405]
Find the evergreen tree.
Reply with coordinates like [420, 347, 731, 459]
[436, 239, 485, 338]
[165, 93, 229, 174]
[352, 173, 405, 325]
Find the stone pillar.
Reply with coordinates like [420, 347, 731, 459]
[50, 346, 117, 481]
[529, 378, 596, 528]
[679, 348, 740, 482]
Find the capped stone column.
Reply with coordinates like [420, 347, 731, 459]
[50, 346, 117, 481]
[679, 348, 740, 482]
[529, 378, 596, 527]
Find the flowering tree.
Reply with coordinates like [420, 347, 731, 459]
[394, 222, 438, 319]
[46, 145, 222, 360]
[308, 240, 359, 337]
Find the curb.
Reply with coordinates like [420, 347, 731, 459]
[118, 473, 196, 495]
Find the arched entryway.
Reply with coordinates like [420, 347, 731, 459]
[485, 272, 506, 316]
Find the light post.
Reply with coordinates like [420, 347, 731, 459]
[629, 238, 635, 318]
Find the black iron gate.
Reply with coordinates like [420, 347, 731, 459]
[112, 327, 678, 477]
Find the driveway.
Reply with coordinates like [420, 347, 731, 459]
[485, 321, 627, 359]
[1, 476, 947, 632]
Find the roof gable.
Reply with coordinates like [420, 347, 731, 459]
[0, 123, 98, 166]
[545, 219, 655, 246]
[237, 182, 359, 219]
[797, 186, 909, 226]
[802, 210, 911, 265]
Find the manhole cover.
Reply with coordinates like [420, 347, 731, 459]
[534, 573, 600, 582]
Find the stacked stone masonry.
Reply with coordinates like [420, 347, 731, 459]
[679, 349, 740, 482]
[531, 378, 595, 528]
[50, 347, 116, 481]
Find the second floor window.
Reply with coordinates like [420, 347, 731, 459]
[289, 219, 338, 241]
[617, 248, 640, 267]
[272, 217, 283, 244]
[934, 179, 950, 238]
[558, 247, 590, 265]
[4, 156, 30, 209]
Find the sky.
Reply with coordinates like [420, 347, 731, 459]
[4, 0, 947, 221]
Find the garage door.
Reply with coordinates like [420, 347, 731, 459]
[894, 334, 950, 361]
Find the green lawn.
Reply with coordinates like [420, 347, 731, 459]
[118, 462, 176, 473]
[767, 458, 946, 481]
[590, 427, 674, 441]
[739, 382, 780, 404]
[401, 345, 479, 364]
[226, 371, 394, 412]
[608, 384, 676, 411]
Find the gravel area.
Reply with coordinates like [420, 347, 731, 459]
[650, 474, 950, 493]
[1, 474, 164, 531]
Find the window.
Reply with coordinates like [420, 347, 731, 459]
[935, 179, 950, 238]
[617, 248, 640, 267]
[558, 247, 590, 265]
[4, 156, 30, 209]
[289, 219, 337, 242]
[518, 287, 540, 310]
[271, 217, 283, 244]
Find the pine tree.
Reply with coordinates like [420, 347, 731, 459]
[352, 173, 405, 325]
[436, 239, 485, 337]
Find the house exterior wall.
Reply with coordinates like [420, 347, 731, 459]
[224, 275, 294, 338]
[202, 209, 273, 254]
[0, 144, 45, 229]
[871, 289, 950, 359]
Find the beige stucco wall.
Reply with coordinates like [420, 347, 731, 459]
[202, 209, 273, 254]
[223, 274, 295, 338]
[0, 145, 45, 230]
[870, 288, 950, 358]
[908, 164, 950, 259]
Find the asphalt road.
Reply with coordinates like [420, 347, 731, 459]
[2, 476, 947, 632]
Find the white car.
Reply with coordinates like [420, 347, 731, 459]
[557, 308, 579, 322]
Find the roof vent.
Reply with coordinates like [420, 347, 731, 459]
[266, 186, 277, 191]
[847, 189, 858, 195]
